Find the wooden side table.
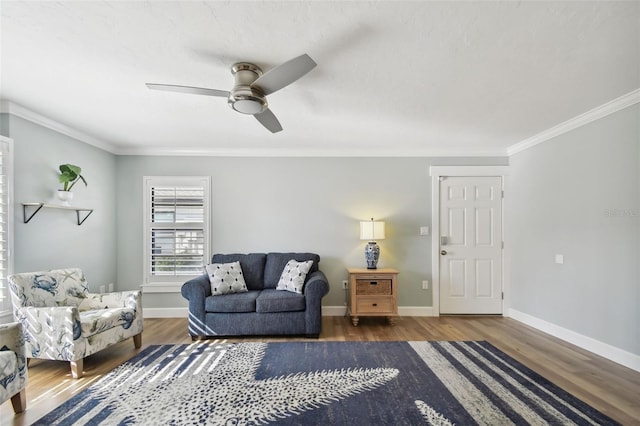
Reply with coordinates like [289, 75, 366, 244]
[347, 268, 399, 326]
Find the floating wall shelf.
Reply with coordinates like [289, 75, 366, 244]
[22, 203, 94, 226]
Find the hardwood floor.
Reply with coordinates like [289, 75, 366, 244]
[2, 316, 639, 425]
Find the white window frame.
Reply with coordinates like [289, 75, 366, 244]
[0, 135, 14, 321]
[141, 176, 211, 293]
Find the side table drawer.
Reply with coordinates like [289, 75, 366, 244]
[356, 279, 392, 295]
[356, 296, 393, 313]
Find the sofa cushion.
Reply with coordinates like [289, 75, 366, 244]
[256, 289, 306, 313]
[264, 253, 320, 289]
[205, 291, 260, 313]
[211, 254, 266, 291]
[276, 259, 313, 293]
[206, 261, 248, 296]
[79, 308, 136, 337]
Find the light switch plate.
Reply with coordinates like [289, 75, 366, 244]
[555, 254, 564, 264]
[420, 226, 429, 236]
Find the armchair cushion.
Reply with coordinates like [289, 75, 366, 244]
[79, 308, 137, 337]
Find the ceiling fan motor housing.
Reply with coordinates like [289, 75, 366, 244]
[228, 62, 267, 115]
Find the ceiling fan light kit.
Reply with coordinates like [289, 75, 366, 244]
[228, 62, 267, 115]
[146, 54, 317, 133]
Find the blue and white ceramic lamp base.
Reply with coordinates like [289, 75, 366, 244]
[365, 241, 380, 269]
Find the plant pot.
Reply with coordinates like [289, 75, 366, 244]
[57, 190, 74, 206]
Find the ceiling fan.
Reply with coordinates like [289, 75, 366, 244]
[146, 54, 317, 133]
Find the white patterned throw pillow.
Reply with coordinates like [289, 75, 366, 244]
[276, 259, 313, 293]
[206, 261, 248, 296]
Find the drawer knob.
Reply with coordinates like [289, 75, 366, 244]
[372, 303, 377, 307]
[370, 281, 378, 285]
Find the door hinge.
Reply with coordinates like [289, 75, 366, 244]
[501, 190, 504, 198]
[502, 292, 504, 300]
[501, 241, 504, 249]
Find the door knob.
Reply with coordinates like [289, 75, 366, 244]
[440, 250, 447, 255]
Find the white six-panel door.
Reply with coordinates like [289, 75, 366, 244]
[439, 176, 503, 314]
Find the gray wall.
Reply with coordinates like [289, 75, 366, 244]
[115, 155, 507, 309]
[506, 104, 639, 355]
[1, 114, 117, 290]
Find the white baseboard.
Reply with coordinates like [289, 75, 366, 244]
[509, 308, 640, 373]
[323, 306, 348, 316]
[399, 306, 436, 316]
[144, 306, 437, 318]
[144, 307, 189, 318]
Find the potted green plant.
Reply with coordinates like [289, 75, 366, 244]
[57, 164, 87, 206]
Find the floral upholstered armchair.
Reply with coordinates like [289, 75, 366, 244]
[0, 322, 27, 413]
[8, 268, 143, 378]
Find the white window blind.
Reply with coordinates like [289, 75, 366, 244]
[143, 177, 210, 287]
[0, 136, 13, 315]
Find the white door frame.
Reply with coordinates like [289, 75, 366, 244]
[429, 166, 509, 316]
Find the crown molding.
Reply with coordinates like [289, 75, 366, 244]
[507, 88, 640, 156]
[4, 90, 637, 158]
[0, 100, 119, 154]
[113, 146, 508, 157]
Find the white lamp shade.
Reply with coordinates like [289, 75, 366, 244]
[360, 221, 385, 241]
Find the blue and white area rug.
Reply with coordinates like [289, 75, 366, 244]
[34, 341, 618, 425]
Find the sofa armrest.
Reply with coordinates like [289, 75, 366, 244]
[303, 271, 330, 300]
[80, 290, 142, 311]
[181, 274, 211, 300]
[181, 275, 211, 337]
[303, 271, 329, 336]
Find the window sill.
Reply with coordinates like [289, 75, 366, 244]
[141, 283, 184, 293]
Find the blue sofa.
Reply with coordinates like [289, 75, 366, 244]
[181, 252, 330, 338]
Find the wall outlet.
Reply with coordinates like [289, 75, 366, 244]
[107, 282, 114, 292]
[422, 280, 429, 290]
[99, 285, 106, 293]
[342, 280, 348, 290]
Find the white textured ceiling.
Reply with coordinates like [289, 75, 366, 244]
[1, 1, 638, 156]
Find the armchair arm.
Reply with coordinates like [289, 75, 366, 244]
[79, 290, 142, 311]
[15, 306, 82, 359]
[0, 322, 25, 365]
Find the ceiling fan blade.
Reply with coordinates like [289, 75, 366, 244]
[252, 54, 317, 95]
[255, 108, 283, 133]
[146, 83, 229, 97]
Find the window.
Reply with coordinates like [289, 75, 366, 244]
[0, 136, 13, 317]
[143, 176, 211, 291]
